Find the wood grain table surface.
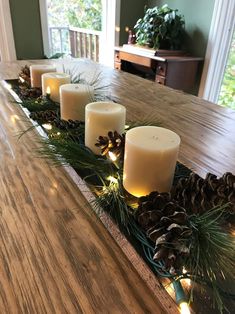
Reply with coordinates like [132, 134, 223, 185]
[0, 59, 234, 314]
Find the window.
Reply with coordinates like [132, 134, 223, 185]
[39, 0, 120, 66]
[0, 0, 16, 61]
[199, 0, 235, 104]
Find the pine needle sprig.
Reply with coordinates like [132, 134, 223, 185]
[92, 174, 131, 226]
[185, 204, 235, 312]
[21, 97, 58, 113]
[37, 137, 117, 183]
[62, 65, 110, 101]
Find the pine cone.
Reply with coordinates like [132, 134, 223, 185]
[19, 86, 42, 99]
[173, 172, 235, 214]
[30, 110, 83, 130]
[95, 131, 125, 159]
[30, 110, 84, 143]
[30, 110, 58, 124]
[136, 191, 192, 274]
[19, 65, 31, 86]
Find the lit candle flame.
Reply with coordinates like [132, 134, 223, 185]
[42, 123, 52, 130]
[46, 86, 51, 94]
[108, 151, 117, 162]
[180, 302, 191, 314]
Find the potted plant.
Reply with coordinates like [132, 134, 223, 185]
[134, 4, 185, 50]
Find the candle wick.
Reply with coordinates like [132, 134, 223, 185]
[152, 136, 159, 140]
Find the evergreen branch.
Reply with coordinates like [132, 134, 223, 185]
[92, 174, 131, 226]
[21, 98, 58, 112]
[37, 137, 117, 184]
[185, 204, 235, 313]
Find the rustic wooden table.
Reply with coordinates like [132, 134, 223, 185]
[0, 59, 234, 314]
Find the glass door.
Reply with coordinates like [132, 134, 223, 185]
[46, 0, 102, 60]
[218, 31, 235, 109]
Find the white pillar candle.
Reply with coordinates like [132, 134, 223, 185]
[60, 84, 94, 121]
[85, 101, 126, 154]
[42, 72, 71, 103]
[123, 126, 180, 197]
[30, 64, 56, 88]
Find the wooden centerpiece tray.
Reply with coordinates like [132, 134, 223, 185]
[1, 76, 234, 314]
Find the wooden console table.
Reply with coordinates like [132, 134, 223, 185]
[115, 45, 203, 93]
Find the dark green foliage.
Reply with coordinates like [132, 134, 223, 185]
[186, 205, 235, 312]
[20, 97, 58, 112]
[134, 4, 185, 50]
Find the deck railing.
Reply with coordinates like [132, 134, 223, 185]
[69, 27, 101, 62]
[49, 27, 70, 56]
[49, 26, 101, 62]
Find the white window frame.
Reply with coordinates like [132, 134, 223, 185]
[198, 0, 235, 103]
[0, 0, 16, 61]
[39, 0, 120, 65]
[99, 0, 121, 66]
[39, 0, 51, 57]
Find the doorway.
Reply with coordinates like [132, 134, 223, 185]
[199, 0, 235, 107]
[218, 31, 235, 109]
[39, 0, 120, 66]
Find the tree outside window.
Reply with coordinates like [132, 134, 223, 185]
[218, 32, 235, 109]
[47, 0, 102, 30]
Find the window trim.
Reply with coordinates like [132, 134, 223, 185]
[99, 0, 121, 66]
[198, 0, 235, 103]
[39, 0, 51, 57]
[0, 0, 16, 61]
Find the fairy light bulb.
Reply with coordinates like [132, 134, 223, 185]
[173, 280, 190, 314]
[42, 123, 52, 130]
[182, 267, 191, 287]
[19, 77, 25, 83]
[46, 86, 51, 94]
[107, 176, 118, 184]
[108, 151, 117, 162]
[180, 302, 191, 314]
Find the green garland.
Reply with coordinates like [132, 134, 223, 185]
[7, 67, 235, 313]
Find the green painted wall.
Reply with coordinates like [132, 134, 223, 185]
[119, 0, 147, 45]
[9, 0, 214, 59]
[9, 0, 146, 59]
[9, 0, 44, 59]
[147, 0, 215, 57]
